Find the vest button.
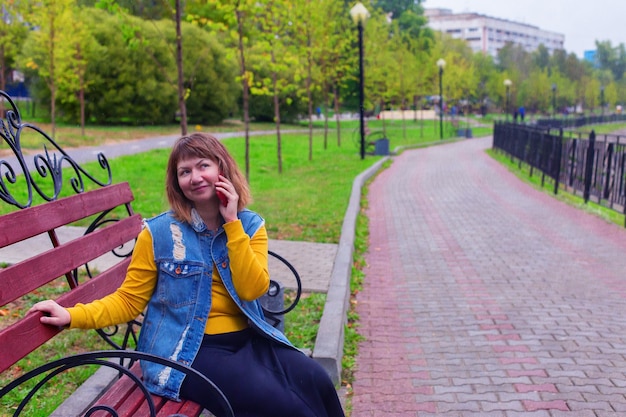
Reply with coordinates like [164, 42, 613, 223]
[175, 267, 182, 274]
[221, 261, 228, 269]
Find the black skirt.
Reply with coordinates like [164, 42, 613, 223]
[180, 328, 345, 417]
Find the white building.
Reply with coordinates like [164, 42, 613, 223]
[425, 8, 565, 58]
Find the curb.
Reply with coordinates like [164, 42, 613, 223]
[311, 156, 389, 384]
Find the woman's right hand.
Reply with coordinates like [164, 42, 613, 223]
[28, 300, 71, 327]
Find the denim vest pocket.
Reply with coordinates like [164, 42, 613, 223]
[157, 262, 204, 307]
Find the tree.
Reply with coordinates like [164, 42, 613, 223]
[55, 3, 100, 135]
[185, 0, 257, 180]
[174, 0, 187, 135]
[471, 52, 497, 114]
[0, 1, 29, 116]
[253, 0, 296, 173]
[372, 0, 424, 19]
[316, 0, 351, 148]
[292, 0, 329, 160]
[532, 44, 550, 71]
[595, 40, 626, 81]
[96, 0, 190, 134]
[19, 0, 77, 137]
[361, 9, 394, 134]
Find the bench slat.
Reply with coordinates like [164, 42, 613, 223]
[100, 386, 167, 416]
[157, 400, 197, 416]
[90, 362, 205, 417]
[0, 182, 135, 248]
[0, 257, 131, 373]
[87, 365, 143, 417]
[166, 400, 206, 417]
[89, 363, 167, 417]
[0, 214, 141, 306]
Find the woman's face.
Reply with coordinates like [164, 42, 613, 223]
[176, 156, 220, 206]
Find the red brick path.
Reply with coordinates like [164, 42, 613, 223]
[351, 136, 626, 417]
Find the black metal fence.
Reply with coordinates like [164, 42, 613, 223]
[493, 122, 626, 226]
[534, 113, 626, 129]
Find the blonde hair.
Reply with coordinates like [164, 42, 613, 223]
[166, 133, 251, 223]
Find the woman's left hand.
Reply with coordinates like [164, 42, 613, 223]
[216, 174, 239, 222]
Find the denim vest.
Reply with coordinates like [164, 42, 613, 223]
[138, 209, 294, 400]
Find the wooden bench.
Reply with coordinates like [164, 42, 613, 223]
[0, 91, 301, 417]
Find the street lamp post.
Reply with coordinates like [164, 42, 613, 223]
[504, 79, 512, 122]
[350, 2, 369, 159]
[437, 58, 446, 140]
[551, 83, 557, 118]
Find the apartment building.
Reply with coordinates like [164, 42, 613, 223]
[425, 8, 565, 58]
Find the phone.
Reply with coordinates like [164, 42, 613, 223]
[217, 190, 227, 206]
[217, 172, 228, 206]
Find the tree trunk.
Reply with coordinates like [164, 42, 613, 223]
[323, 81, 330, 149]
[0, 46, 5, 118]
[333, 83, 341, 147]
[271, 50, 282, 174]
[402, 97, 407, 140]
[236, 7, 251, 181]
[49, 12, 56, 138]
[175, 0, 187, 136]
[75, 43, 86, 136]
[307, 44, 313, 161]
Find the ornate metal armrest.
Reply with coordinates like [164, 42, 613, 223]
[0, 350, 234, 417]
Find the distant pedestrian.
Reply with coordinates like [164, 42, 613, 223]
[519, 106, 525, 122]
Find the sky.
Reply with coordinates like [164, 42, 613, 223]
[422, 0, 626, 58]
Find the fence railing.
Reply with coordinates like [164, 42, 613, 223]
[534, 113, 626, 129]
[493, 122, 626, 226]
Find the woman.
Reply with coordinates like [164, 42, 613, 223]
[29, 133, 345, 417]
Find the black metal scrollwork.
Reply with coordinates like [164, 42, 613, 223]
[0, 90, 112, 209]
[0, 351, 235, 417]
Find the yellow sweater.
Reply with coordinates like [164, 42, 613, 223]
[68, 220, 270, 334]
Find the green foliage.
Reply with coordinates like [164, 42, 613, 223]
[180, 23, 240, 124]
[0, 4, 29, 88]
[17, 6, 239, 126]
[8, 1, 626, 133]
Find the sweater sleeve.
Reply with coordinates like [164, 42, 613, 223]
[224, 220, 270, 301]
[67, 228, 157, 329]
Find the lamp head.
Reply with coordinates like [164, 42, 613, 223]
[504, 79, 512, 87]
[436, 58, 446, 69]
[350, 2, 370, 25]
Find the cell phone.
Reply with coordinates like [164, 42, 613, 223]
[217, 172, 227, 206]
[217, 190, 227, 206]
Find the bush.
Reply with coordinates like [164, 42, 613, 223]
[19, 7, 239, 126]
